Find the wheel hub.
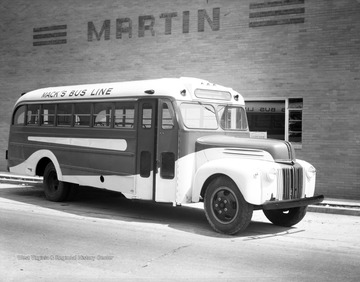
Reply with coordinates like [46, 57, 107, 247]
[212, 188, 238, 223]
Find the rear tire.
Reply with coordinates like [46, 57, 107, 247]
[204, 176, 253, 235]
[43, 162, 70, 202]
[263, 206, 307, 227]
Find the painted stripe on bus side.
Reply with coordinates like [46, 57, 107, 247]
[28, 136, 127, 151]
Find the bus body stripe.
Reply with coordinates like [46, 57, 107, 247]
[28, 136, 127, 151]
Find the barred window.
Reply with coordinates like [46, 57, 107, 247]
[74, 103, 91, 127]
[27, 104, 40, 125]
[115, 103, 135, 128]
[41, 104, 55, 126]
[93, 103, 113, 127]
[57, 103, 73, 127]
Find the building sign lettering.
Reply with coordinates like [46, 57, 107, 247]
[87, 8, 220, 41]
[32, 1, 307, 47]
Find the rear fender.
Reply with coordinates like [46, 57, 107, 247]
[9, 150, 63, 180]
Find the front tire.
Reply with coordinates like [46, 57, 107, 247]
[43, 162, 70, 202]
[204, 176, 253, 235]
[263, 206, 307, 227]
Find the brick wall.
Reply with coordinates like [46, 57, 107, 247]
[0, 0, 359, 199]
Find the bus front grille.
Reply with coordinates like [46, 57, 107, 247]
[278, 164, 304, 200]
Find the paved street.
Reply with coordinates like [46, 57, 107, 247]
[1, 183, 359, 281]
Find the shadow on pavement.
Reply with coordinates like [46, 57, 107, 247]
[0, 183, 297, 238]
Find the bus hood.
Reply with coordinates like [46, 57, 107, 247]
[195, 135, 296, 163]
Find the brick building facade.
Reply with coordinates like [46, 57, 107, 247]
[0, 0, 359, 199]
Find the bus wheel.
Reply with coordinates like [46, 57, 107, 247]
[263, 206, 307, 227]
[43, 162, 70, 202]
[204, 176, 253, 235]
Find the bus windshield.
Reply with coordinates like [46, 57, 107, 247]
[179, 102, 248, 130]
[218, 105, 248, 131]
[180, 103, 218, 129]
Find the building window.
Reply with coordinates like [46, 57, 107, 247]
[288, 98, 303, 145]
[246, 99, 303, 147]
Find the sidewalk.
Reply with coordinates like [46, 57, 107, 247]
[1, 172, 359, 216]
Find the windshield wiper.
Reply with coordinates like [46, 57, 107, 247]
[198, 101, 215, 114]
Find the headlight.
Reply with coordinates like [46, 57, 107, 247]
[266, 167, 277, 182]
[306, 165, 316, 179]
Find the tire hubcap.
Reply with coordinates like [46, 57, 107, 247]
[212, 187, 238, 224]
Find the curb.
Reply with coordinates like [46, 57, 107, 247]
[308, 204, 360, 217]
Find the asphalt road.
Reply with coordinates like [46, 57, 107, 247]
[1, 183, 359, 281]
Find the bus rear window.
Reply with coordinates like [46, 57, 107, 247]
[13, 105, 26, 125]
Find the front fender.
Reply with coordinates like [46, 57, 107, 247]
[192, 158, 264, 205]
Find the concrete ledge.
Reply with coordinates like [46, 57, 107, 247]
[308, 204, 360, 216]
[308, 197, 360, 216]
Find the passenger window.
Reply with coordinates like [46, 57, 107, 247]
[94, 103, 113, 127]
[41, 104, 55, 126]
[142, 103, 152, 129]
[74, 103, 91, 127]
[160, 152, 175, 179]
[13, 105, 26, 125]
[161, 102, 175, 130]
[27, 104, 40, 125]
[140, 151, 151, 177]
[114, 103, 135, 128]
[57, 103, 73, 126]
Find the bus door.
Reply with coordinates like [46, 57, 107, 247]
[136, 99, 178, 202]
[155, 99, 178, 202]
[136, 99, 157, 200]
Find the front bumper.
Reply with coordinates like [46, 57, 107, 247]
[262, 195, 324, 210]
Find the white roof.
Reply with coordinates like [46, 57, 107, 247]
[15, 77, 244, 105]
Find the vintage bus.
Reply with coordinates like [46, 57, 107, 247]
[6, 77, 323, 234]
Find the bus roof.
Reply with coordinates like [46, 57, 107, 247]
[15, 77, 245, 105]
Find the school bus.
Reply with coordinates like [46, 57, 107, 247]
[6, 77, 323, 234]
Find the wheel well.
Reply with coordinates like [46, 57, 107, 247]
[200, 173, 230, 199]
[36, 158, 52, 177]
